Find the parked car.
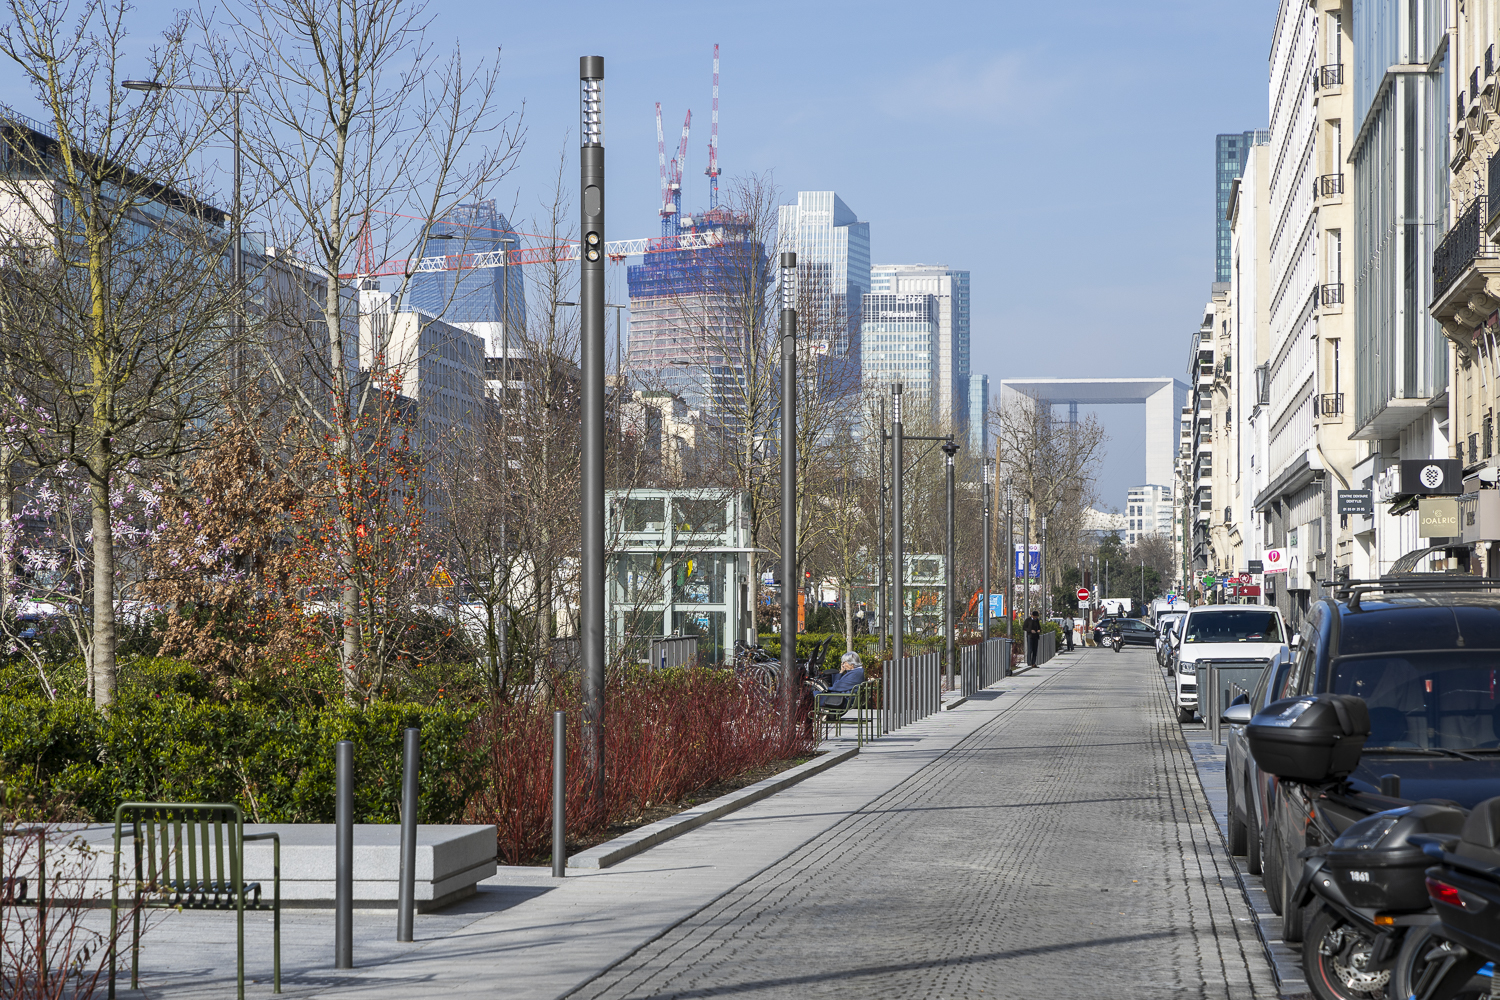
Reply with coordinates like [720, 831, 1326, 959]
[1110, 617, 1158, 647]
[1173, 604, 1291, 724]
[1222, 654, 1294, 877]
[1258, 578, 1500, 945]
[1156, 612, 1185, 667]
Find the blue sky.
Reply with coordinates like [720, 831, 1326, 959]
[0, 0, 1279, 513]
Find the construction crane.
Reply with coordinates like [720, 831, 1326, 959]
[656, 102, 671, 238]
[705, 44, 721, 210]
[343, 229, 723, 280]
[656, 105, 691, 239]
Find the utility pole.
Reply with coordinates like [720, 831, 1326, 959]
[497, 234, 516, 688]
[578, 56, 606, 797]
[778, 253, 798, 727]
[942, 438, 958, 691]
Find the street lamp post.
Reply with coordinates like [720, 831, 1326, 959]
[892, 383, 904, 676]
[982, 460, 993, 650]
[942, 438, 958, 691]
[1004, 485, 1013, 645]
[877, 398, 887, 655]
[495, 235, 516, 688]
[124, 79, 248, 379]
[1039, 513, 1048, 623]
[1022, 501, 1030, 628]
[578, 56, 606, 794]
[778, 252, 798, 725]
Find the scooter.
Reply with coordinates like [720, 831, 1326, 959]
[1287, 798, 1466, 1000]
[1407, 799, 1500, 1000]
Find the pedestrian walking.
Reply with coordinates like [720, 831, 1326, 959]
[1023, 609, 1042, 666]
[1063, 614, 1075, 652]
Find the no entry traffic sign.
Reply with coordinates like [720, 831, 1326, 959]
[1076, 587, 1090, 602]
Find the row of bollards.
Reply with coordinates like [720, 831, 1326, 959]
[332, 727, 424, 969]
[331, 715, 568, 968]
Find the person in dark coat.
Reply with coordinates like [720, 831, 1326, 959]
[1023, 609, 1042, 666]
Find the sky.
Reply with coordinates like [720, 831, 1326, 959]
[0, 0, 1280, 512]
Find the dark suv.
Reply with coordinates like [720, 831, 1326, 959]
[1260, 579, 1500, 942]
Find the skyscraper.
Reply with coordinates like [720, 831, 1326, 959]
[1215, 131, 1269, 282]
[407, 200, 526, 357]
[867, 264, 970, 429]
[777, 192, 870, 375]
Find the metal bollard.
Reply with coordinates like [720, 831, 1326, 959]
[397, 727, 419, 942]
[335, 740, 353, 969]
[552, 711, 567, 878]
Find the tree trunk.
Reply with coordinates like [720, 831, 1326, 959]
[89, 458, 116, 709]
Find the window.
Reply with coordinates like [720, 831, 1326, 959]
[1332, 653, 1500, 750]
[1327, 230, 1342, 284]
[1183, 610, 1284, 644]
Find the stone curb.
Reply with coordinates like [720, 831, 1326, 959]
[567, 745, 861, 870]
[942, 696, 968, 710]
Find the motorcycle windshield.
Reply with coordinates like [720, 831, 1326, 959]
[1332, 652, 1500, 751]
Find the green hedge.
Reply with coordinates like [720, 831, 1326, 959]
[0, 662, 480, 824]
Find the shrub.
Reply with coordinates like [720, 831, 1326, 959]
[465, 668, 815, 864]
[0, 684, 479, 824]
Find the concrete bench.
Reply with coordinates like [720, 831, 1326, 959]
[28, 823, 496, 912]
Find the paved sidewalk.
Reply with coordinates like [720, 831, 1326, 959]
[104, 646, 1277, 999]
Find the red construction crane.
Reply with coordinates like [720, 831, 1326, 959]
[669, 108, 691, 232]
[705, 44, 721, 210]
[656, 102, 671, 235]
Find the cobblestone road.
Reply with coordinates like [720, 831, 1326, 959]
[567, 647, 1278, 1000]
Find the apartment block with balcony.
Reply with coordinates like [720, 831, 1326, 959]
[1428, 2, 1500, 565]
[1185, 300, 1218, 581]
[1250, 0, 1358, 627]
[1352, 0, 1452, 574]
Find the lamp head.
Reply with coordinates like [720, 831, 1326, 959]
[122, 80, 163, 92]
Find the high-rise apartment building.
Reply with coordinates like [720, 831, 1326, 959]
[861, 293, 938, 411]
[407, 200, 526, 359]
[865, 264, 971, 430]
[968, 374, 990, 456]
[1215, 131, 1269, 282]
[1125, 484, 1174, 545]
[777, 192, 870, 376]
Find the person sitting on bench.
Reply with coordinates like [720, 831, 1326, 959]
[818, 652, 866, 710]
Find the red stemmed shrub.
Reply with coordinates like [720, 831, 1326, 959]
[465, 668, 814, 864]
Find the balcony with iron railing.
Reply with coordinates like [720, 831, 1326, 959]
[1318, 173, 1343, 199]
[1314, 64, 1343, 90]
[1433, 196, 1499, 301]
[1314, 392, 1344, 418]
[1320, 283, 1344, 308]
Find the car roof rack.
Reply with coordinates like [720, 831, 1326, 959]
[1329, 575, 1500, 612]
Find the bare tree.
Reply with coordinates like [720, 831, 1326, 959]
[202, 0, 521, 698]
[995, 392, 1108, 601]
[0, 0, 241, 706]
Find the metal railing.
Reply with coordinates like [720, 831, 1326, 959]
[959, 637, 1010, 697]
[1489, 150, 1500, 226]
[1315, 64, 1344, 88]
[882, 651, 941, 733]
[647, 635, 698, 670]
[1314, 392, 1344, 416]
[1435, 196, 1492, 296]
[1319, 173, 1344, 197]
[1320, 283, 1344, 306]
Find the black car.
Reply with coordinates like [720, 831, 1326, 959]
[1261, 579, 1500, 943]
[1095, 616, 1157, 647]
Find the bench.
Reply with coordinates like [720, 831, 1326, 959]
[814, 680, 877, 746]
[108, 802, 280, 1000]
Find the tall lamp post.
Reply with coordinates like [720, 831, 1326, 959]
[941, 438, 958, 691]
[777, 252, 798, 724]
[982, 459, 993, 649]
[578, 56, 606, 792]
[124, 79, 249, 378]
[1003, 485, 1014, 644]
[877, 398, 887, 655]
[892, 383, 905, 670]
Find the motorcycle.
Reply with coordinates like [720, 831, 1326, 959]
[1406, 799, 1500, 1000]
[1287, 801, 1466, 1000]
[1103, 622, 1124, 653]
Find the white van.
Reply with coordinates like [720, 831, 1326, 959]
[1172, 604, 1292, 724]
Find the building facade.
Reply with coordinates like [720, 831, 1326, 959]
[407, 200, 526, 359]
[777, 192, 870, 372]
[1216, 130, 1272, 282]
[1351, 0, 1451, 576]
[860, 292, 939, 418]
[1125, 483, 1175, 545]
[867, 264, 971, 430]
